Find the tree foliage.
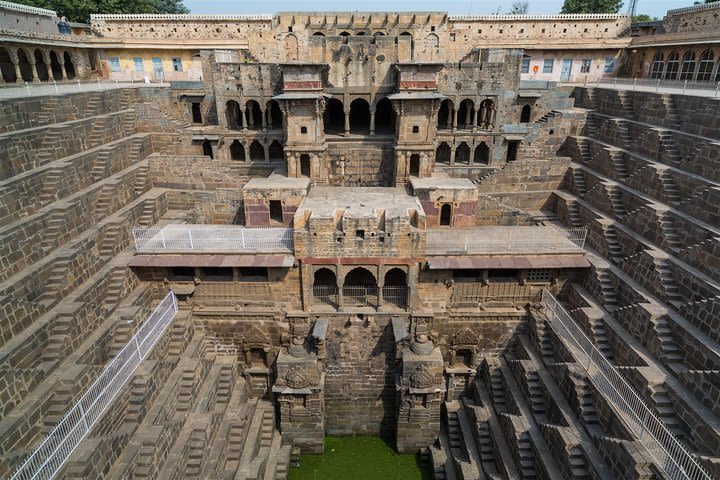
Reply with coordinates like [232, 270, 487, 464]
[509, 0, 530, 14]
[560, 0, 623, 14]
[13, 0, 189, 23]
[632, 13, 658, 22]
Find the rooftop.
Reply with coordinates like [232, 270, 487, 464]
[296, 187, 424, 220]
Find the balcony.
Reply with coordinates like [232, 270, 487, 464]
[132, 225, 294, 253]
[311, 285, 408, 310]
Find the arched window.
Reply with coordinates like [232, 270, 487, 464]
[17, 49, 33, 82]
[349, 98, 370, 134]
[285, 34, 298, 61]
[679, 51, 696, 80]
[0, 47, 17, 83]
[266, 100, 283, 129]
[49, 50, 62, 79]
[249, 140, 265, 161]
[479, 99, 495, 130]
[650, 52, 664, 79]
[440, 204, 452, 226]
[339, 31, 351, 37]
[202, 139, 213, 159]
[456, 142, 470, 165]
[300, 154, 311, 177]
[268, 140, 284, 162]
[383, 268, 408, 308]
[437, 99, 453, 130]
[697, 50, 714, 81]
[409, 154, 420, 177]
[457, 99, 475, 129]
[323, 98, 344, 134]
[63, 51, 75, 79]
[474, 142, 490, 165]
[374, 97, 395, 134]
[34, 50, 48, 81]
[343, 267, 378, 307]
[436, 142, 451, 164]
[665, 51, 679, 80]
[520, 104, 532, 123]
[230, 139, 245, 160]
[225, 100, 242, 130]
[245, 100, 263, 130]
[313, 268, 337, 306]
[313, 32, 325, 37]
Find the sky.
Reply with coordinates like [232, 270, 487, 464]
[183, 0, 693, 20]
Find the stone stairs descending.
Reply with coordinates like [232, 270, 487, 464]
[654, 317, 683, 364]
[38, 168, 63, 205]
[572, 169, 587, 196]
[446, 408, 463, 457]
[658, 212, 683, 252]
[138, 199, 157, 227]
[590, 319, 614, 360]
[91, 150, 112, 181]
[274, 444, 291, 480]
[568, 446, 590, 479]
[578, 380, 599, 425]
[94, 184, 115, 219]
[260, 408, 274, 448]
[577, 138, 591, 163]
[88, 117, 108, 147]
[490, 369, 507, 411]
[607, 187, 627, 219]
[617, 90, 635, 119]
[41, 313, 73, 363]
[37, 257, 72, 306]
[215, 364, 234, 405]
[35, 96, 62, 125]
[660, 95, 683, 130]
[476, 420, 496, 464]
[38, 210, 68, 253]
[584, 116, 598, 136]
[526, 371, 546, 416]
[604, 225, 624, 264]
[610, 151, 629, 180]
[134, 163, 150, 194]
[616, 121, 632, 149]
[650, 384, 685, 439]
[654, 258, 684, 307]
[658, 131, 682, 166]
[596, 270, 618, 311]
[102, 268, 127, 311]
[36, 130, 62, 163]
[98, 221, 123, 260]
[658, 170, 682, 205]
[517, 431, 537, 479]
[535, 319, 554, 360]
[110, 319, 134, 357]
[82, 93, 102, 118]
[567, 202, 584, 227]
[536, 110, 561, 123]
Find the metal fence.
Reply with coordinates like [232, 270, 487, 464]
[426, 226, 587, 255]
[342, 285, 378, 307]
[132, 225, 294, 253]
[0, 79, 166, 100]
[11, 292, 179, 480]
[576, 76, 720, 97]
[383, 286, 408, 309]
[542, 291, 711, 480]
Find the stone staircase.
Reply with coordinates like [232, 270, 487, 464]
[37, 257, 72, 306]
[517, 431, 537, 479]
[91, 150, 112, 181]
[607, 186, 627, 219]
[610, 151, 629, 180]
[658, 131, 682, 166]
[568, 445, 590, 479]
[38, 210, 68, 253]
[138, 199, 157, 227]
[88, 117, 109, 147]
[38, 168, 63, 205]
[490, 369, 507, 411]
[658, 212, 683, 252]
[134, 163, 150, 194]
[654, 317, 683, 364]
[536, 110, 561, 123]
[650, 384, 685, 438]
[578, 380, 599, 425]
[94, 184, 115, 219]
[35, 96, 62, 125]
[584, 116, 598, 136]
[596, 270, 618, 311]
[572, 168, 587, 196]
[98, 221, 123, 260]
[82, 93, 102, 118]
[102, 268, 127, 311]
[658, 170, 682, 205]
[577, 138, 591, 163]
[660, 95, 683, 130]
[654, 258, 683, 307]
[617, 91, 635, 119]
[446, 407, 464, 457]
[526, 371, 546, 416]
[604, 225, 624, 264]
[616, 121, 632, 149]
[590, 319, 614, 360]
[41, 313, 73, 363]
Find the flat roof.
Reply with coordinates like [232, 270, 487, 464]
[243, 174, 311, 191]
[296, 187, 424, 219]
[410, 176, 476, 190]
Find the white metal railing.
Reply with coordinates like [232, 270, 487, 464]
[132, 225, 294, 253]
[11, 292, 179, 480]
[576, 77, 720, 98]
[0, 80, 166, 99]
[542, 291, 711, 480]
[425, 226, 587, 255]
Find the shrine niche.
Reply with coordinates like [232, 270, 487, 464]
[410, 365, 434, 389]
[242, 325, 273, 368]
[448, 327, 480, 368]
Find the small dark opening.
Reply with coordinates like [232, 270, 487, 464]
[300, 154, 311, 177]
[170, 267, 195, 280]
[488, 269, 517, 280]
[457, 349, 473, 367]
[269, 200, 283, 223]
[300, 126, 307, 134]
[409, 154, 420, 177]
[203, 267, 233, 281]
[238, 267, 268, 280]
[506, 141, 519, 162]
[356, 229, 365, 239]
[520, 104, 532, 123]
[250, 348, 266, 367]
[230, 140, 245, 160]
[202, 140, 213, 159]
[412, 125, 419, 133]
[440, 204, 452, 226]
[452, 269, 482, 280]
[191, 103, 202, 123]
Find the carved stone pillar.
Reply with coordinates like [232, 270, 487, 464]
[449, 144, 456, 166]
[10, 51, 22, 83]
[28, 57, 39, 83]
[370, 110, 376, 136]
[344, 111, 350, 137]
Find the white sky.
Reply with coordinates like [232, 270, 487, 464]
[184, 0, 692, 20]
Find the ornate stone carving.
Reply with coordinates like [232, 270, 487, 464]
[452, 328, 479, 347]
[409, 365, 434, 389]
[288, 335, 307, 358]
[410, 333, 434, 355]
[285, 366, 310, 389]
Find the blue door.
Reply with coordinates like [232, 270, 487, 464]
[152, 57, 164, 81]
[561, 59, 572, 82]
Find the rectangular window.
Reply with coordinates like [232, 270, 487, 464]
[580, 59, 591, 73]
[521, 58, 530, 74]
[172, 57, 183, 72]
[133, 57, 144, 72]
[202, 267, 234, 281]
[526, 269, 551, 282]
[604, 57, 615, 73]
[109, 57, 120, 72]
[543, 59, 554, 73]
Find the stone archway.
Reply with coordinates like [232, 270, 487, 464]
[349, 98, 371, 134]
[323, 98, 344, 134]
[63, 51, 75, 79]
[34, 50, 48, 81]
[0, 47, 16, 83]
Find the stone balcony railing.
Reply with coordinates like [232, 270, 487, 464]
[132, 225, 294, 253]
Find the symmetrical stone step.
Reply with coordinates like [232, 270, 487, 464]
[568, 446, 590, 479]
[607, 186, 627, 219]
[616, 121, 632, 149]
[590, 319, 614, 360]
[102, 267, 127, 310]
[38, 168, 63, 205]
[660, 95, 683, 130]
[654, 258, 683, 307]
[604, 225, 624, 264]
[650, 385, 685, 438]
[133, 162, 150, 194]
[578, 381, 599, 425]
[91, 150, 112, 180]
[447, 409, 463, 455]
[610, 151, 629, 180]
[654, 317, 683, 364]
[658, 131, 682, 166]
[658, 212, 683, 252]
[517, 432, 536, 478]
[526, 371, 545, 415]
[597, 270, 618, 310]
[37, 257, 72, 305]
[490, 370, 507, 409]
[658, 170, 682, 205]
[572, 169, 587, 196]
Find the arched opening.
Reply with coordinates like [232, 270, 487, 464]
[343, 267, 378, 306]
[0, 47, 16, 83]
[457, 99, 475, 129]
[268, 140, 284, 162]
[399, 31, 413, 58]
[520, 104, 532, 123]
[436, 142, 451, 164]
[374, 97, 395, 134]
[225, 100, 242, 130]
[17, 49, 33, 82]
[34, 50, 48, 81]
[425, 33, 440, 60]
[356, 31, 367, 36]
[202, 139, 213, 159]
[313, 32, 325, 36]
[300, 154, 311, 177]
[249, 140, 265, 162]
[285, 34, 298, 61]
[191, 103, 202, 123]
[323, 97, 344, 134]
[409, 154, 420, 177]
[455, 348, 473, 368]
[697, 49, 714, 81]
[266, 100, 283, 130]
[479, 99, 495, 130]
[63, 52, 75, 79]
[373, 31, 385, 36]
[679, 51, 696, 80]
[474, 142, 489, 165]
[230, 140, 245, 161]
[313, 268, 337, 306]
[437, 99, 453, 130]
[665, 51, 679, 79]
[383, 268, 408, 308]
[456, 142, 470, 164]
[349, 98, 370, 134]
[245, 100, 263, 130]
[339, 31, 351, 37]
[440, 204, 452, 226]
[49, 51, 62, 79]
[650, 52, 664, 79]
[506, 141, 519, 162]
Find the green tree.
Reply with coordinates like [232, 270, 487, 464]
[13, 0, 188, 23]
[560, 0, 623, 14]
[509, 0, 529, 14]
[632, 13, 658, 22]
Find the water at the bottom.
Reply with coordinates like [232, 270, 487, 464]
[288, 436, 433, 480]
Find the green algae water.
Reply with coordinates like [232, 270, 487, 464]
[288, 436, 433, 480]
